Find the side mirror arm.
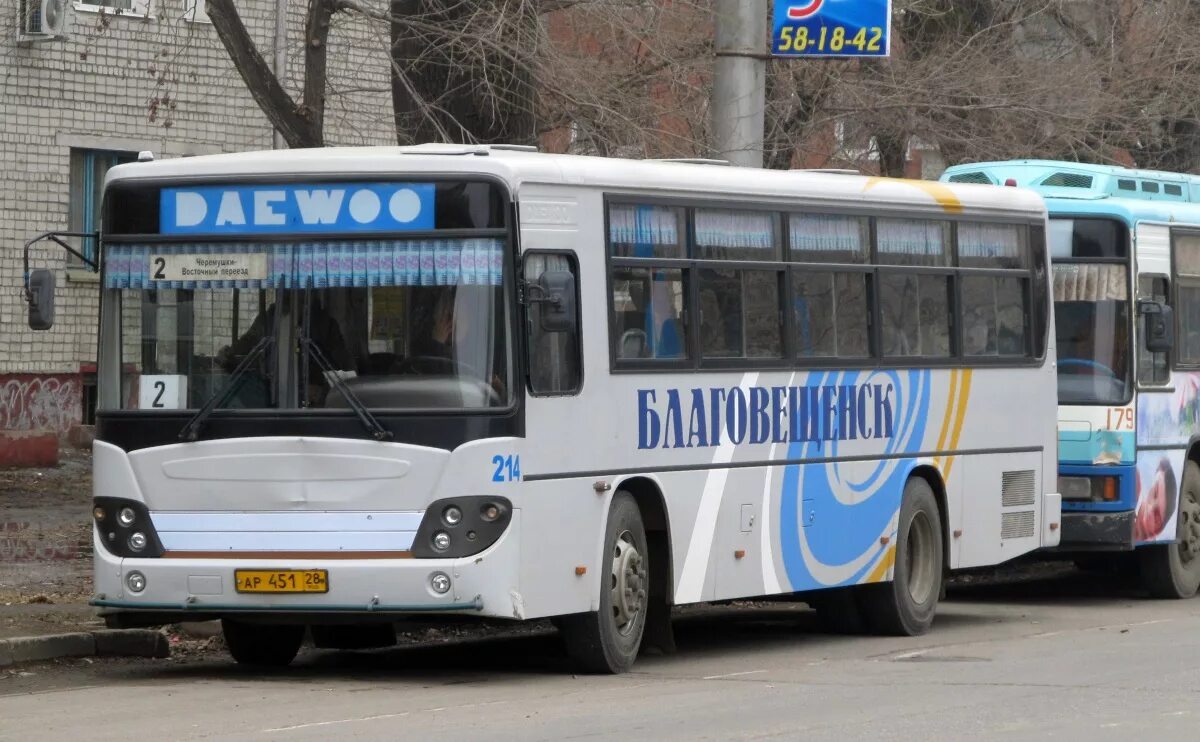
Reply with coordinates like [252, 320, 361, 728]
[23, 231, 99, 297]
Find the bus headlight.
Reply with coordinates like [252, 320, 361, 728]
[411, 496, 512, 559]
[1059, 476, 1091, 501]
[93, 498, 164, 558]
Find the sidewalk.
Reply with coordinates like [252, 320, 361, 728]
[0, 450, 172, 666]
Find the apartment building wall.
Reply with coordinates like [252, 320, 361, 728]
[0, 1, 391, 461]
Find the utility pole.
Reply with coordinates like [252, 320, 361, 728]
[712, 0, 767, 168]
[272, 0, 288, 150]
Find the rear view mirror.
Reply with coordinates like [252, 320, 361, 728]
[26, 269, 56, 330]
[537, 270, 577, 334]
[1139, 299, 1173, 354]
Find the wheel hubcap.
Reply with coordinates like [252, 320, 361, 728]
[905, 510, 937, 605]
[610, 530, 647, 636]
[1177, 486, 1200, 566]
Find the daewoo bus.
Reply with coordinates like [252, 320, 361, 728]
[943, 160, 1200, 598]
[24, 146, 1062, 672]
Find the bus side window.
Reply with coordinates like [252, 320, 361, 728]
[1139, 275, 1170, 385]
[525, 252, 582, 396]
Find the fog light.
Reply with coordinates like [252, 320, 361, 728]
[443, 506, 463, 526]
[481, 503, 500, 522]
[128, 532, 148, 552]
[430, 572, 451, 594]
[93, 506, 106, 521]
[126, 571, 146, 593]
[118, 507, 137, 527]
[432, 531, 451, 552]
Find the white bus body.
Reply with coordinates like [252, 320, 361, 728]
[83, 146, 1061, 671]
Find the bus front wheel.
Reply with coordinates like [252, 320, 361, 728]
[1139, 460, 1200, 599]
[860, 477, 944, 636]
[558, 492, 649, 674]
[222, 619, 304, 667]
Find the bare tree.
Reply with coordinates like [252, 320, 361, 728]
[763, 0, 1200, 176]
[205, 0, 337, 148]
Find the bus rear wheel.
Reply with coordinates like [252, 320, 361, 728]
[222, 619, 304, 667]
[558, 492, 649, 674]
[1139, 460, 1200, 599]
[860, 477, 943, 636]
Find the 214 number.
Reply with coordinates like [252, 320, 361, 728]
[492, 454, 521, 482]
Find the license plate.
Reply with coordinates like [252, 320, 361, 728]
[234, 569, 328, 594]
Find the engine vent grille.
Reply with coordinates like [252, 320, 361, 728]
[1042, 172, 1094, 188]
[1002, 470, 1036, 507]
[948, 172, 994, 185]
[1002, 511, 1036, 539]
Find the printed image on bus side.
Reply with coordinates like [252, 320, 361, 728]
[25, 146, 1061, 673]
[942, 160, 1200, 599]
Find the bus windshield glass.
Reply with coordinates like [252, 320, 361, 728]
[1049, 218, 1130, 404]
[104, 180, 512, 412]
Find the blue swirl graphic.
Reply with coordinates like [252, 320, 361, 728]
[779, 369, 932, 591]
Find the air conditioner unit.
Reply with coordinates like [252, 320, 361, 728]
[18, 0, 71, 42]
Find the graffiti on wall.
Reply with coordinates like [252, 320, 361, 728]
[0, 375, 81, 433]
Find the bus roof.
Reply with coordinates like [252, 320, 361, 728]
[940, 159, 1200, 226]
[106, 144, 1046, 219]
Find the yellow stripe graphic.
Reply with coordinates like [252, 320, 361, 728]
[862, 177, 965, 215]
[934, 370, 960, 471]
[943, 370, 974, 479]
[865, 545, 897, 584]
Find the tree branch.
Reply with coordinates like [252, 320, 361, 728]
[204, 0, 320, 148]
[304, 0, 339, 144]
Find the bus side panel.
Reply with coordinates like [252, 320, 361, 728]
[956, 451, 1046, 568]
[1133, 222, 1189, 547]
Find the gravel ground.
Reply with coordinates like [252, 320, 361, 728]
[0, 449, 93, 638]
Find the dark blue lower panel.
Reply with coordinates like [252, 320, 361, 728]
[1054, 510, 1136, 552]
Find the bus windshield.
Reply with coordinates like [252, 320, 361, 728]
[109, 241, 511, 412]
[1049, 218, 1130, 405]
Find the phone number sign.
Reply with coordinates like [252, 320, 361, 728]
[772, 0, 892, 57]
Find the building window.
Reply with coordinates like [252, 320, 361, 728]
[184, 0, 208, 23]
[74, 1, 151, 15]
[69, 149, 137, 266]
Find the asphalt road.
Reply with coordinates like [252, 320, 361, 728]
[2, 566, 1199, 742]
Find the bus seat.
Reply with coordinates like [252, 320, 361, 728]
[620, 329, 648, 358]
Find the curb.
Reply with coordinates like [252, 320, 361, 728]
[0, 630, 169, 668]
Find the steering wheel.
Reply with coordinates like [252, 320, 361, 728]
[395, 355, 479, 378]
[1058, 358, 1117, 378]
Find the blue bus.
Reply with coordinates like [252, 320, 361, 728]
[942, 160, 1200, 598]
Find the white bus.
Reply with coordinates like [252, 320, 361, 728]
[26, 146, 1061, 673]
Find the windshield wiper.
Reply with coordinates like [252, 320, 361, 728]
[297, 289, 392, 442]
[300, 335, 393, 441]
[178, 336, 272, 442]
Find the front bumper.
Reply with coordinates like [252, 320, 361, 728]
[1054, 509, 1135, 552]
[93, 511, 523, 624]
